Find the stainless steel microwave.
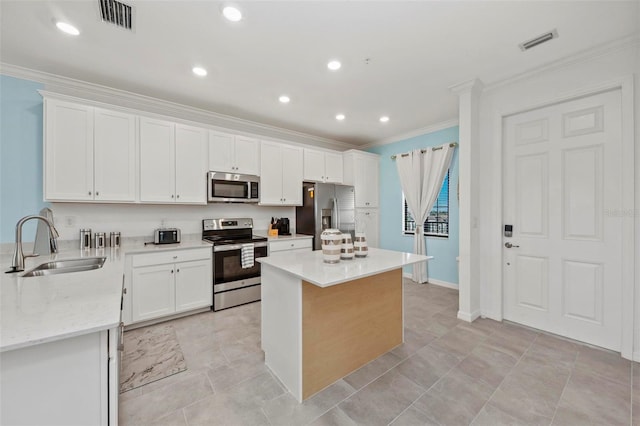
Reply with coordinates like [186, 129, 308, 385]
[207, 171, 259, 203]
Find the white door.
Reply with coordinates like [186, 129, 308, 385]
[209, 131, 235, 173]
[259, 141, 285, 205]
[175, 259, 212, 313]
[281, 145, 303, 205]
[303, 149, 325, 182]
[234, 136, 260, 175]
[94, 108, 136, 202]
[503, 89, 622, 351]
[44, 99, 94, 201]
[131, 264, 176, 322]
[175, 124, 208, 204]
[140, 117, 175, 203]
[324, 151, 344, 183]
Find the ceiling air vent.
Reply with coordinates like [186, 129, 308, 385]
[99, 0, 133, 30]
[519, 29, 558, 51]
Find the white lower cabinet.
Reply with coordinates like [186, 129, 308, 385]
[0, 326, 120, 426]
[126, 248, 212, 325]
[269, 238, 312, 256]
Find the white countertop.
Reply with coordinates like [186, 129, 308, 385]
[0, 238, 213, 353]
[255, 232, 314, 242]
[257, 247, 432, 287]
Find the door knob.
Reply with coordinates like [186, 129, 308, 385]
[504, 242, 520, 248]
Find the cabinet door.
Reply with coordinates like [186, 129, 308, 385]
[175, 259, 212, 313]
[131, 264, 176, 322]
[281, 145, 303, 205]
[259, 141, 284, 205]
[175, 124, 208, 204]
[303, 149, 325, 182]
[94, 108, 136, 202]
[208, 131, 235, 173]
[364, 156, 379, 207]
[140, 117, 175, 203]
[324, 152, 344, 183]
[357, 209, 379, 248]
[44, 99, 94, 201]
[234, 136, 260, 175]
[354, 155, 379, 207]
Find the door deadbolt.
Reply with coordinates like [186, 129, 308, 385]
[504, 242, 520, 248]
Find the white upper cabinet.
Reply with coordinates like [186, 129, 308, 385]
[175, 124, 208, 203]
[303, 148, 344, 183]
[94, 108, 136, 201]
[209, 131, 260, 175]
[343, 150, 380, 208]
[44, 98, 136, 202]
[140, 117, 207, 204]
[260, 140, 303, 205]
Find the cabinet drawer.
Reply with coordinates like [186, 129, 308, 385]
[269, 238, 312, 253]
[131, 248, 211, 267]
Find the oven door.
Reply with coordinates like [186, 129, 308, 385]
[213, 243, 268, 292]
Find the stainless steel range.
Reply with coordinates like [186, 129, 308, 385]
[203, 218, 268, 311]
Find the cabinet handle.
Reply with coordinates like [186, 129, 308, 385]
[173, 256, 178, 259]
[171, 269, 174, 274]
[171, 194, 175, 198]
[88, 191, 92, 196]
[177, 269, 180, 273]
[176, 194, 180, 199]
[123, 288, 127, 294]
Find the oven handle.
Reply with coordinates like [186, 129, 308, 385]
[213, 242, 268, 252]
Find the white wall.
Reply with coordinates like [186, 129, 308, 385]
[473, 39, 639, 356]
[50, 203, 295, 241]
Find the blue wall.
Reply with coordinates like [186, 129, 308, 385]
[0, 75, 47, 243]
[367, 126, 459, 285]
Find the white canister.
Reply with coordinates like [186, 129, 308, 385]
[341, 233, 354, 260]
[321, 228, 342, 264]
[354, 232, 368, 258]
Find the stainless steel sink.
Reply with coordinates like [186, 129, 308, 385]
[21, 257, 107, 277]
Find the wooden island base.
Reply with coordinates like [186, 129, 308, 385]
[302, 268, 402, 399]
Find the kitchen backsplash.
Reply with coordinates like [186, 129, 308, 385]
[46, 203, 295, 242]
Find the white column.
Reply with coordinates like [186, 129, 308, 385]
[450, 79, 483, 322]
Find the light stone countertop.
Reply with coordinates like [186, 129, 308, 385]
[254, 232, 313, 242]
[0, 238, 213, 353]
[257, 247, 432, 288]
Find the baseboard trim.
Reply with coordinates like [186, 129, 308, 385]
[402, 273, 459, 290]
[457, 310, 481, 322]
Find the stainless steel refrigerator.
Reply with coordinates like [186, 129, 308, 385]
[296, 182, 356, 250]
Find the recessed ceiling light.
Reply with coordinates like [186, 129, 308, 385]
[279, 95, 290, 104]
[222, 6, 242, 22]
[192, 67, 207, 77]
[55, 21, 80, 36]
[327, 60, 341, 71]
[379, 116, 390, 123]
[336, 114, 345, 121]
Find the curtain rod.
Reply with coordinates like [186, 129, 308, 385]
[390, 142, 458, 160]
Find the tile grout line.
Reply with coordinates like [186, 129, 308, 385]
[548, 349, 579, 425]
[467, 330, 540, 425]
[387, 322, 497, 425]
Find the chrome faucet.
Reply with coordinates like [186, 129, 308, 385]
[8, 215, 60, 273]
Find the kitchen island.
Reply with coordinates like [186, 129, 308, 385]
[258, 247, 432, 402]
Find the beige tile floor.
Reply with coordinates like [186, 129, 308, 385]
[119, 280, 636, 425]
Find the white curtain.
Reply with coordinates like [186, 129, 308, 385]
[396, 144, 454, 283]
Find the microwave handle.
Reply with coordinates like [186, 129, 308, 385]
[247, 181, 251, 199]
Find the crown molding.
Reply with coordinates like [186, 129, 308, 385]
[483, 32, 640, 93]
[363, 118, 459, 148]
[0, 62, 357, 151]
[449, 79, 484, 95]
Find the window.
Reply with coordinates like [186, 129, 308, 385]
[403, 171, 449, 237]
